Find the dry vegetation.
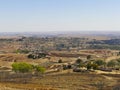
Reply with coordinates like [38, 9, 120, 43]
[0, 73, 120, 90]
[0, 36, 120, 90]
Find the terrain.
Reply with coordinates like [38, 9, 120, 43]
[0, 32, 120, 90]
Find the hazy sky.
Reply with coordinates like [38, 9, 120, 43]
[0, 0, 120, 32]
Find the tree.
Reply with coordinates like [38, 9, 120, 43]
[12, 62, 33, 73]
[76, 59, 84, 67]
[14, 49, 29, 54]
[92, 63, 98, 70]
[12, 62, 46, 74]
[27, 53, 47, 59]
[107, 60, 117, 68]
[86, 62, 98, 70]
[87, 55, 91, 60]
[116, 59, 120, 68]
[58, 59, 63, 63]
[94, 60, 106, 66]
[35, 66, 46, 73]
[86, 62, 93, 70]
[76, 59, 82, 64]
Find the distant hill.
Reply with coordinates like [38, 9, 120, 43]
[0, 31, 120, 39]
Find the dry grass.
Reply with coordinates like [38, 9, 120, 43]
[0, 83, 57, 90]
[0, 73, 119, 90]
[0, 52, 120, 90]
[28, 73, 119, 90]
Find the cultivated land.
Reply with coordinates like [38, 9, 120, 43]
[0, 32, 120, 90]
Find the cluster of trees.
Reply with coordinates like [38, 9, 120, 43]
[107, 59, 120, 69]
[88, 39, 120, 50]
[27, 53, 47, 59]
[17, 37, 88, 52]
[89, 44, 120, 50]
[75, 58, 120, 70]
[12, 62, 45, 73]
[76, 59, 98, 70]
[89, 39, 120, 45]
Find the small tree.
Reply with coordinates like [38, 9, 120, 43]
[35, 66, 46, 73]
[76, 59, 82, 64]
[116, 59, 120, 68]
[107, 60, 117, 68]
[58, 59, 63, 63]
[94, 60, 106, 66]
[86, 62, 98, 70]
[12, 62, 46, 74]
[12, 62, 33, 73]
[76, 59, 84, 68]
[94, 80, 106, 90]
[86, 62, 93, 70]
[92, 63, 98, 70]
[87, 55, 91, 60]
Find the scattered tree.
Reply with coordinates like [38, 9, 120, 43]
[58, 59, 63, 63]
[107, 60, 117, 68]
[86, 62, 98, 70]
[87, 55, 91, 60]
[35, 66, 46, 73]
[76, 58, 82, 64]
[94, 60, 106, 66]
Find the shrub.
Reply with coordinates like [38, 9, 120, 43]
[86, 62, 92, 70]
[12, 62, 33, 73]
[27, 53, 47, 59]
[87, 55, 91, 60]
[28, 54, 36, 59]
[92, 63, 98, 70]
[94, 80, 106, 90]
[58, 59, 63, 63]
[14, 49, 29, 54]
[94, 60, 106, 66]
[12, 62, 46, 73]
[76, 59, 82, 64]
[107, 60, 117, 67]
[86, 62, 98, 70]
[67, 64, 72, 69]
[35, 66, 46, 73]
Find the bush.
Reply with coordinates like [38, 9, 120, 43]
[12, 62, 33, 73]
[76, 59, 82, 64]
[94, 80, 106, 90]
[86, 62, 92, 70]
[28, 54, 36, 59]
[27, 53, 47, 59]
[86, 62, 98, 70]
[107, 60, 117, 67]
[94, 60, 106, 66]
[58, 59, 63, 63]
[14, 49, 29, 54]
[92, 63, 98, 70]
[12, 62, 46, 73]
[87, 55, 91, 60]
[35, 66, 46, 73]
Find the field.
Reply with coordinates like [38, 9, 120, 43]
[0, 72, 120, 90]
[0, 36, 120, 90]
[0, 51, 120, 90]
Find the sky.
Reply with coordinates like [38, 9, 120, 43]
[0, 0, 120, 32]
